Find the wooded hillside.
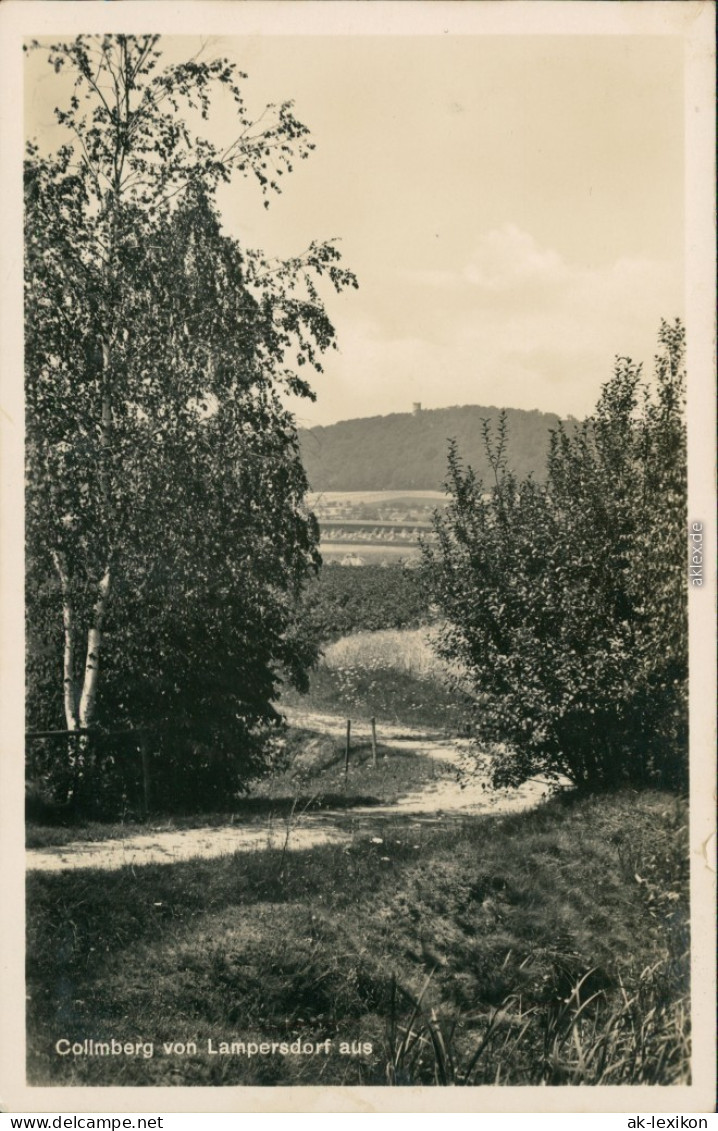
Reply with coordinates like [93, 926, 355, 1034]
[298, 405, 566, 490]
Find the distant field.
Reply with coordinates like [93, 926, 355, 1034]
[312, 490, 440, 564]
[319, 519, 432, 529]
[320, 542, 421, 563]
[307, 490, 446, 507]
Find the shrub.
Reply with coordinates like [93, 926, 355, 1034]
[423, 321, 688, 791]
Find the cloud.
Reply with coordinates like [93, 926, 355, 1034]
[462, 224, 568, 292]
[298, 225, 683, 426]
[403, 223, 676, 309]
[400, 225, 567, 294]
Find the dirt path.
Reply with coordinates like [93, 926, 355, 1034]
[27, 711, 562, 873]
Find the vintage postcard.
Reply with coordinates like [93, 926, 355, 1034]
[1, 0, 715, 1116]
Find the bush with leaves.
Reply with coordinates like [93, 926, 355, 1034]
[423, 321, 687, 791]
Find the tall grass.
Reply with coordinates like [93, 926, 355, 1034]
[385, 961, 689, 1086]
[282, 626, 471, 731]
[323, 628, 448, 679]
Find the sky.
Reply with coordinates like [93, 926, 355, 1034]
[25, 31, 685, 427]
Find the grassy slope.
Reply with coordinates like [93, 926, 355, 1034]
[281, 628, 471, 733]
[280, 666, 465, 732]
[26, 789, 689, 1087]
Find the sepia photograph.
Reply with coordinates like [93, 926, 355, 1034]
[1, 0, 715, 1116]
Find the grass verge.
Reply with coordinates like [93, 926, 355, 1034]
[26, 788, 689, 1086]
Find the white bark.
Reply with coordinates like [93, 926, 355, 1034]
[78, 563, 112, 729]
[76, 330, 114, 731]
[50, 548, 79, 731]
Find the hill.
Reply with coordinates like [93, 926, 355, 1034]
[298, 404, 565, 491]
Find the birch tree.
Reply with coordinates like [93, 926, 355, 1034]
[25, 36, 356, 803]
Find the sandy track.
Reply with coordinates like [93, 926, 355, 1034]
[27, 712, 561, 873]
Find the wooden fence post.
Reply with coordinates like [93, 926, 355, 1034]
[344, 718, 351, 785]
[370, 716, 377, 766]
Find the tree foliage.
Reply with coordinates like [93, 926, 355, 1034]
[25, 35, 357, 808]
[424, 321, 688, 791]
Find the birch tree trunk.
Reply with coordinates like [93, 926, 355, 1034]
[50, 549, 79, 732]
[50, 547, 85, 804]
[76, 321, 115, 735]
[78, 563, 112, 730]
[54, 323, 115, 803]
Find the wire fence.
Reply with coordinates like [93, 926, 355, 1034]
[26, 713, 381, 819]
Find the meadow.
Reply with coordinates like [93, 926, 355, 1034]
[307, 489, 446, 509]
[25, 563, 691, 1087]
[287, 565, 469, 732]
[27, 790, 689, 1086]
[281, 627, 469, 733]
